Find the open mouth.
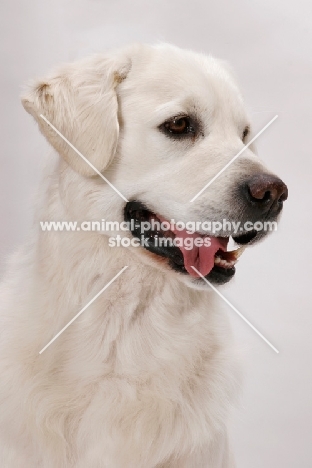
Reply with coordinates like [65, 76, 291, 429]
[124, 201, 256, 284]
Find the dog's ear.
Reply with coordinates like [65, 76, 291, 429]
[22, 53, 131, 176]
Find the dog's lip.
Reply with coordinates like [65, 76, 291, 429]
[124, 200, 259, 244]
[124, 200, 249, 281]
[232, 230, 258, 245]
[205, 264, 236, 284]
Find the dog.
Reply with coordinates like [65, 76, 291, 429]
[0, 43, 287, 467]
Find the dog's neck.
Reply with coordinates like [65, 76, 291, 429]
[22, 171, 228, 375]
[33, 170, 204, 321]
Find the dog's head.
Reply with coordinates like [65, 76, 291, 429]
[22, 43, 288, 289]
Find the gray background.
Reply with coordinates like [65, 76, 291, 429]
[1, 1, 311, 466]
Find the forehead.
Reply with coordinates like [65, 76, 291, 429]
[119, 45, 246, 123]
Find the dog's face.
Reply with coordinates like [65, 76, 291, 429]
[22, 44, 287, 289]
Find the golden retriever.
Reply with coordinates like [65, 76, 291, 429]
[0, 43, 287, 467]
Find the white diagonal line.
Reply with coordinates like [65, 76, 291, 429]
[191, 266, 279, 354]
[40, 114, 128, 202]
[39, 266, 128, 354]
[190, 115, 278, 203]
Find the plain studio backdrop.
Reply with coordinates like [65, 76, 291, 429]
[1, 1, 311, 467]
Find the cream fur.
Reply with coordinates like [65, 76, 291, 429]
[0, 43, 272, 467]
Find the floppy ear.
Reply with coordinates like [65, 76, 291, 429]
[22, 53, 131, 176]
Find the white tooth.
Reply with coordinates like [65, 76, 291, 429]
[219, 259, 227, 266]
[227, 235, 241, 252]
[233, 246, 246, 259]
[223, 259, 235, 268]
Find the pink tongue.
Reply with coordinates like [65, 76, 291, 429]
[172, 228, 228, 278]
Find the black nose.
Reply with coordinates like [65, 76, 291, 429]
[244, 174, 288, 214]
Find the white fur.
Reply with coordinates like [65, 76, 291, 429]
[0, 44, 269, 467]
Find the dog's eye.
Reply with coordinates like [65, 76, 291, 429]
[160, 115, 196, 138]
[165, 117, 190, 134]
[242, 126, 250, 142]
